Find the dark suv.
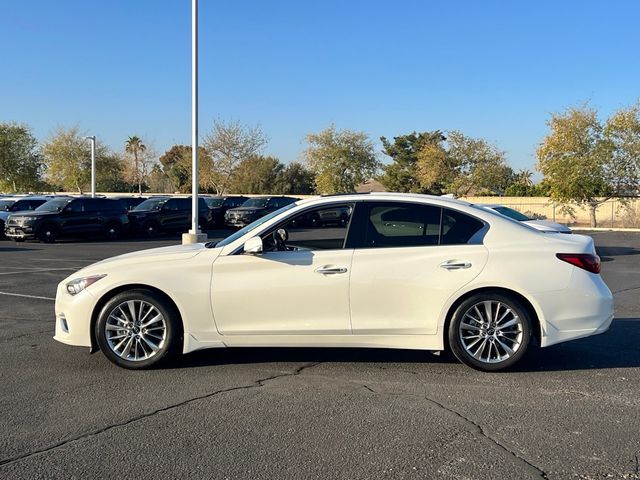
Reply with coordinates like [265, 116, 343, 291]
[224, 196, 299, 228]
[5, 197, 129, 243]
[127, 197, 213, 237]
[203, 196, 248, 227]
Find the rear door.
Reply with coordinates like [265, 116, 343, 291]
[348, 202, 489, 335]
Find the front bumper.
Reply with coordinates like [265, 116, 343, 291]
[53, 281, 97, 348]
[4, 224, 36, 239]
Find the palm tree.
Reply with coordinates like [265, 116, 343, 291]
[125, 136, 147, 194]
[516, 169, 534, 187]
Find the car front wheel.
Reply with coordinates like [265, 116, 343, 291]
[95, 289, 182, 369]
[448, 293, 532, 371]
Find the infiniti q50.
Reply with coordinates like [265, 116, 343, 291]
[54, 193, 613, 371]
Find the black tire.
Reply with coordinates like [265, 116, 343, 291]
[95, 289, 183, 369]
[143, 221, 160, 238]
[37, 224, 59, 243]
[448, 293, 532, 372]
[104, 222, 122, 241]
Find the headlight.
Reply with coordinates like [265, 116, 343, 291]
[18, 216, 39, 222]
[66, 274, 106, 295]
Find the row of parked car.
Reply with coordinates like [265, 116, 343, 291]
[0, 194, 299, 243]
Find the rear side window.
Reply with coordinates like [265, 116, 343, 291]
[365, 203, 441, 248]
[441, 208, 485, 245]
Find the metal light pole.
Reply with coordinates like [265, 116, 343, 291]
[84, 136, 96, 197]
[183, 0, 207, 244]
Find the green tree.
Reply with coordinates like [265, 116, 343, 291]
[603, 103, 640, 197]
[379, 131, 446, 193]
[0, 123, 45, 192]
[96, 152, 131, 192]
[44, 127, 97, 193]
[124, 135, 147, 194]
[147, 163, 174, 193]
[159, 145, 191, 192]
[229, 155, 283, 194]
[416, 131, 514, 196]
[536, 106, 611, 227]
[305, 125, 380, 194]
[273, 162, 315, 195]
[203, 120, 268, 194]
[158, 144, 215, 193]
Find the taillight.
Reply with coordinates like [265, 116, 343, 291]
[556, 253, 601, 274]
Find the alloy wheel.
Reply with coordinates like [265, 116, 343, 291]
[104, 300, 167, 362]
[458, 300, 524, 364]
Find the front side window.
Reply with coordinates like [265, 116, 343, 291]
[262, 204, 354, 252]
[64, 200, 84, 213]
[133, 198, 166, 211]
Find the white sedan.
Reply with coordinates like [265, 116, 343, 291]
[54, 193, 613, 371]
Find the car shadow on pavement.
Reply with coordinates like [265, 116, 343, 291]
[0, 246, 41, 252]
[596, 246, 640, 261]
[173, 317, 640, 373]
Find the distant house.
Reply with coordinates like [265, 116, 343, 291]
[355, 179, 386, 193]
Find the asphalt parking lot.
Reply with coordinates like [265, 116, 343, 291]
[0, 231, 639, 479]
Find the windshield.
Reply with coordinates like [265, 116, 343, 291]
[36, 198, 70, 212]
[241, 198, 269, 208]
[210, 203, 297, 248]
[205, 197, 224, 207]
[492, 206, 531, 222]
[0, 200, 16, 210]
[133, 198, 167, 211]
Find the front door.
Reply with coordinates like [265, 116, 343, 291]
[211, 203, 355, 335]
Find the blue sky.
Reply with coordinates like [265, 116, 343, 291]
[2, 0, 639, 172]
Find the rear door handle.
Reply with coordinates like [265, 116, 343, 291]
[439, 260, 472, 270]
[315, 266, 348, 275]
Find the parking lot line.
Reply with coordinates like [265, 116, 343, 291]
[0, 291, 55, 301]
[0, 268, 80, 276]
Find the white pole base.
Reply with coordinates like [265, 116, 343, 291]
[182, 232, 208, 244]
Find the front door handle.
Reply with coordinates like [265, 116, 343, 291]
[439, 260, 472, 270]
[315, 266, 348, 275]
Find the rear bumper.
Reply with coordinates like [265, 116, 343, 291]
[537, 270, 614, 348]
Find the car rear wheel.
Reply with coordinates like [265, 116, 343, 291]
[104, 222, 122, 241]
[448, 293, 532, 371]
[37, 224, 59, 243]
[96, 289, 182, 369]
[143, 221, 160, 238]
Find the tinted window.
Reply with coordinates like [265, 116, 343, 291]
[492, 206, 530, 222]
[37, 198, 71, 212]
[441, 209, 485, 245]
[364, 202, 441, 248]
[83, 199, 102, 212]
[163, 199, 180, 211]
[12, 199, 46, 211]
[134, 198, 167, 211]
[65, 200, 84, 213]
[264, 204, 354, 251]
[242, 198, 269, 208]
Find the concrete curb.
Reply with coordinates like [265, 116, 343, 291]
[571, 227, 640, 233]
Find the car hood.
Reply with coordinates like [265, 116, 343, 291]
[524, 219, 572, 233]
[80, 243, 208, 273]
[228, 207, 266, 213]
[8, 210, 58, 219]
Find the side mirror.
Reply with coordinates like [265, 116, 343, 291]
[243, 236, 263, 255]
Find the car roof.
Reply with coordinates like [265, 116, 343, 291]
[297, 192, 473, 207]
